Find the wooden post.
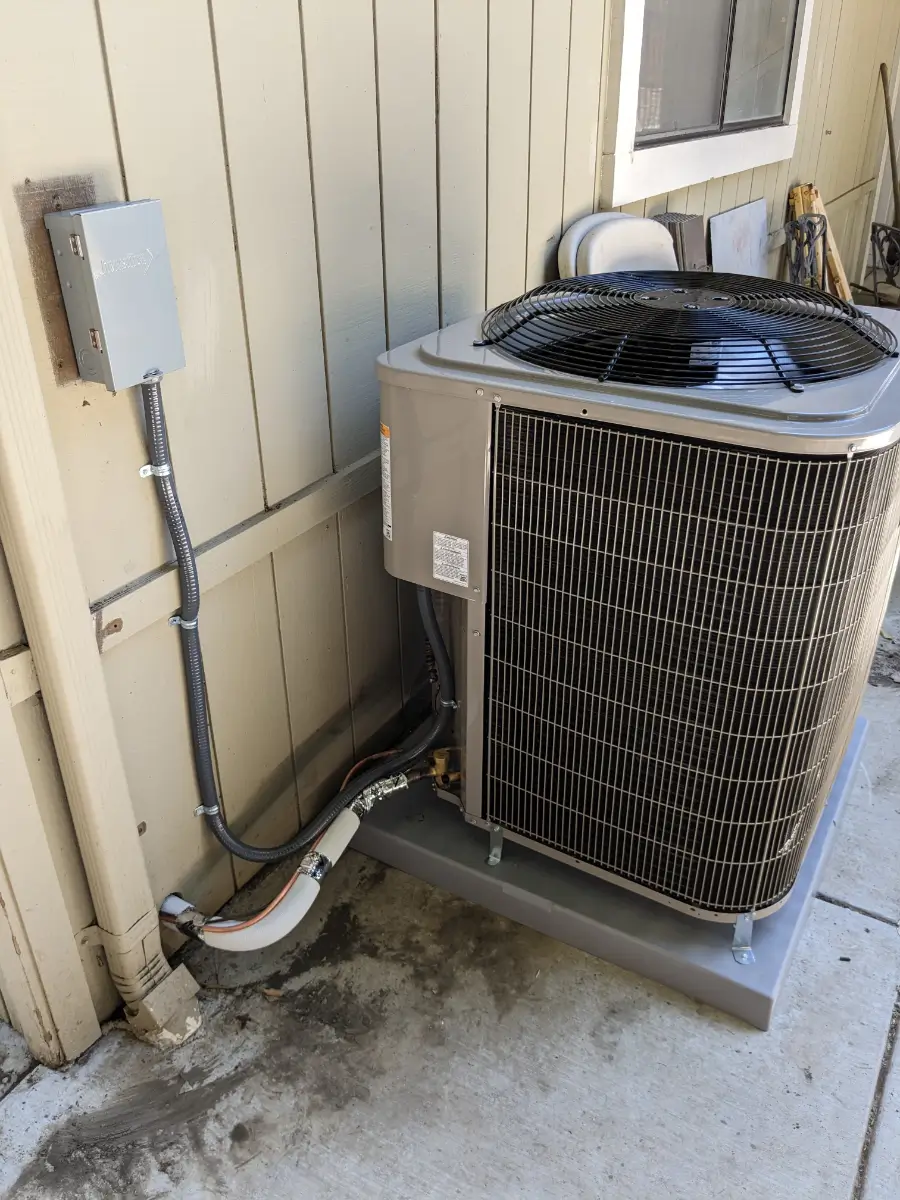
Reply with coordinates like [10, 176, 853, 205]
[0, 196, 196, 1034]
[0, 681, 100, 1065]
[880, 62, 900, 228]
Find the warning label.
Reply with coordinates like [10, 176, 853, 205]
[380, 422, 392, 541]
[433, 531, 469, 587]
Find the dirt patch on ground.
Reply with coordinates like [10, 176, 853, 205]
[3, 853, 578, 1200]
[869, 627, 900, 689]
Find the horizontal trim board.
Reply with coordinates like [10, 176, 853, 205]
[606, 124, 799, 209]
[93, 451, 379, 653]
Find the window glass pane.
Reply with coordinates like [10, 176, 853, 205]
[724, 0, 799, 125]
[636, 0, 733, 140]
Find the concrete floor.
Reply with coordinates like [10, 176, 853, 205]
[2, 655, 900, 1198]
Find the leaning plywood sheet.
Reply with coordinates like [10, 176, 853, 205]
[710, 198, 768, 276]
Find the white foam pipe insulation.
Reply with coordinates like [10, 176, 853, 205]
[160, 777, 407, 951]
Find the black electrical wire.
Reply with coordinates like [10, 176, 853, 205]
[140, 373, 455, 864]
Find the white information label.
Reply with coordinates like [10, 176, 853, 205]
[380, 422, 392, 540]
[433, 531, 469, 587]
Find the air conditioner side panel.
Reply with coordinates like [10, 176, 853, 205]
[380, 382, 492, 599]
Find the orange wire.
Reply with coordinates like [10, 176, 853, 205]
[177, 747, 413, 938]
[340, 749, 396, 790]
[202, 868, 304, 934]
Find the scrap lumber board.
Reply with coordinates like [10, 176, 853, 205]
[789, 183, 853, 300]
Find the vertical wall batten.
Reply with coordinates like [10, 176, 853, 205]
[210, 0, 331, 506]
[486, 0, 533, 307]
[789, 0, 827, 188]
[644, 192, 669, 218]
[301, 0, 386, 471]
[0, 546, 23, 651]
[200, 561, 298, 889]
[808, 0, 844, 191]
[437, 0, 488, 324]
[98, 0, 264, 549]
[374, 0, 440, 348]
[339, 492, 403, 756]
[561, 0, 606, 234]
[92, 0, 129, 201]
[273, 520, 354, 825]
[207, 0, 268, 511]
[525, 0, 572, 290]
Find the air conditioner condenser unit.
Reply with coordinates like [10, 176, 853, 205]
[376, 272, 900, 980]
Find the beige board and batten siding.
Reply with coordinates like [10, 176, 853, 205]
[0, 0, 609, 1007]
[0, 0, 893, 1034]
[607, 0, 900, 286]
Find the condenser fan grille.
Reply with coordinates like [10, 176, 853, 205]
[480, 272, 897, 390]
[483, 408, 900, 915]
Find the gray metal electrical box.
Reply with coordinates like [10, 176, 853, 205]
[45, 199, 185, 392]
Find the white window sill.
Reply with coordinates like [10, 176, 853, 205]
[601, 122, 798, 209]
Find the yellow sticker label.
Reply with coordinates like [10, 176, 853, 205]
[380, 424, 392, 540]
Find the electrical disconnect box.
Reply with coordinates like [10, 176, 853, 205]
[45, 199, 185, 392]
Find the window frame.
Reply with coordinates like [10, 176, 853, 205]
[599, 0, 815, 208]
[635, 0, 801, 149]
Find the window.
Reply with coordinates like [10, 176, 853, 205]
[598, 0, 813, 209]
[636, 0, 801, 145]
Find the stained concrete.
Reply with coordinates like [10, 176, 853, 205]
[0, 1025, 32, 1104]
[823, 612, 900, 924]
[0, 849, 899, 1200]
[2, 666, 900, 1198]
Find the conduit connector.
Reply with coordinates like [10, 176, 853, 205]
[170, 905, 208, 939]
[299, 849, 331, 882]
[139, 462, 172, 478]
[349, 772, 409, 816]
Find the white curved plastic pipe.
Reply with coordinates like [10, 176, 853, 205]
[313, 807, 360, 863]
[557, 211, 638, 278]
[160, 809, 362, 952]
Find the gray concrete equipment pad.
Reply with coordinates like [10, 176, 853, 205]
[353, 718, 866, 1029]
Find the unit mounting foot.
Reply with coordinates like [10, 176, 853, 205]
[731, 913, 755, 966]
[487, 824, 503, 867]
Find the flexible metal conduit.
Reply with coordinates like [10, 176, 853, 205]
[140, 373, 455, 867]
